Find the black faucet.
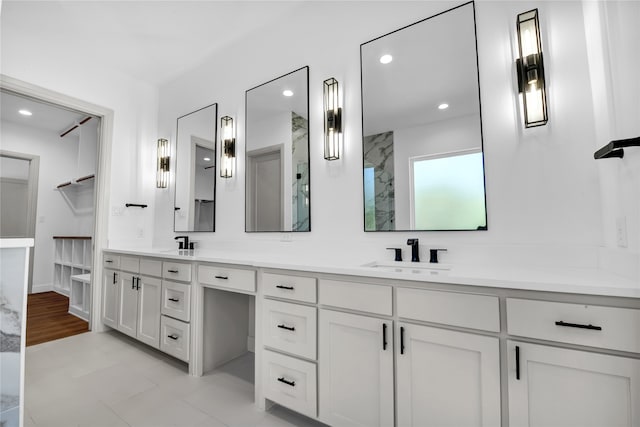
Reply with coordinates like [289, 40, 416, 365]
[429, 248, 448, 263]
[175, 235, 189, 249]
[407, 238, 420, 262]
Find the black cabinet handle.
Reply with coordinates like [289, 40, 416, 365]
[168, 298, 180, 302]
[167, 269, 179, 273]
[400, 326, 405, 355]
[516, 345, 520, 380]
[276, 285, 294, 290]
[555, 321, 602, 331]
[136, 277, 140, 290]
[277, 324, 295, 331]
[105, 260, 113, 263]
[382, 323, 387, 350]
[131, 276, 135, 289]
[277, 377, 295, 387]
[215, 275, 228, 280]
[113, 272, 117, 284]
[167, 334, 179, 340]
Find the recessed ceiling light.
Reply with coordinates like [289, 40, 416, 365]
[203, 157, 211, 162]
[438, 103, 449, 110]
[283, 90, 294, 97]
[379, 54, 393, 64]
[19, 109, 32, 116]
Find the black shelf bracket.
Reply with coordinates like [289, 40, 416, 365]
[594, 136, 640, 160]
[125, 203, 148, 208]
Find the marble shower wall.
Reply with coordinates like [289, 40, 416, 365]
[364, 131, 396, 231]
[292, 112, 309, 231]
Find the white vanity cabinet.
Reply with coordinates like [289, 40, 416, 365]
[506, 298, 640, 427]
[102, 267, 119, 329]
[117, 271, 162, 348]
[160, 260, 193, 362]
[318, 279, 394, 427]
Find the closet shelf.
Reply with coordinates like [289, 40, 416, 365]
[55, 174, 95, 190]
[594, 136, 640, 159]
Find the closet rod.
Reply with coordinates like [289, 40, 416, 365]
[60, 116, 92, 138]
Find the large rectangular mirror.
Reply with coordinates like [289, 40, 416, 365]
[245, 66, 310, 232]
[361, 1, 487, 231]
[174, 103, 217, 232]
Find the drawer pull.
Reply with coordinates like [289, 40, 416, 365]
[555, 321, 602, 331]
[276, 285, 295, 290]
[167, 269, 179, 273]
[277, 377, 295, 387]
[105, 260, 113, 263]
[167, 334, 179, 340]
[515, 345, 520, 380]
[168, 298, 180, 302]
[215, 275, 229, 280]
[382, 323, 387, 350]
[277, 324, 295, 331]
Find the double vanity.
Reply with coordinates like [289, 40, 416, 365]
[101, 247, 640, 427]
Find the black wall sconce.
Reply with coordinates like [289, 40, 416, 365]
[220, 115, 236, 178]
[516, 9, 547, 128]
[156, 138, 170, 188]
[323, 77, 342, 160]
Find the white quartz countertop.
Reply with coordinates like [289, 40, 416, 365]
[104, 247, 640, 299]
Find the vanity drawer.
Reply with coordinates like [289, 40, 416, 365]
[160, 316, 190, 362]
[120, 256, 139, 273]
[319, 279, 392, 316]
[198, 264, 256, 293]
[161, 280, 191, 322]
[263, 299, 317, 360]
[163, 261, 192, 282]
[263, 273, 316, 303]
[397, 287, 500, 332]
[103, 254, 120, 269]
[140, 259, 162, 277]
[263, 349, 317, 419]
[507, 298, 640, 353]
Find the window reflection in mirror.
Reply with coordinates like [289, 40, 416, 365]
[245, 66, 310, 232]
[174, 103, 217, 232]
[361, 1, 487, 231]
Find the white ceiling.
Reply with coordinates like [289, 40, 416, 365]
[1, 1, 306, 86]
[1, 90, 89, 134]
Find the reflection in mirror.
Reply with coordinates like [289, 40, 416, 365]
[245, 66, 310, 232]
[174, 103, 217, 232]
[361, 1, 487, 231]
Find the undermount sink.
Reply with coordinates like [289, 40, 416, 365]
[362, 261, 451, 275]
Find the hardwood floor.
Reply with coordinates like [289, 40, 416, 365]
[26, 291, 89, 346]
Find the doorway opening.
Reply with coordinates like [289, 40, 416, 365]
[1, 88, 100, 345]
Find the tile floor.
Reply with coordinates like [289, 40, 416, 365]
[24, 331, 326, 427]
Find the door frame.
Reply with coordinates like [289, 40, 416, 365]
[1, 74, 114, 332]
[0, 150, 40, 292]
[246, 144, 284, 231]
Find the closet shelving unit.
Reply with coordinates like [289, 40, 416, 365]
[53, 236, 92, 320]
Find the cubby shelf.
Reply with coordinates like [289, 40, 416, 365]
[53, 237, 92, 304]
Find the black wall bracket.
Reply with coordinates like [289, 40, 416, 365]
[594, 136, 640, 159]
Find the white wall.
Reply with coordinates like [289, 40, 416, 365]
[0, 121, 82, 290]
[149, 0, 640, 276]
[1, 39, 160, 248]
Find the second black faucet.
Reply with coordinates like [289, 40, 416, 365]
[407, 238, 420, 262]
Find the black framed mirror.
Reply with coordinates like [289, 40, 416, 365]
[245, 66, 310, 232]
[173, 103, 217, 232]
[361, 1, 487, 232]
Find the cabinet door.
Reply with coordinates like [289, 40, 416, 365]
[117, 272, 138, 338]
[508, 341, 640, 427]
[102, 268, 119, 328]
[137, 275, 161, 349]
[397, 323, 500, 427]
[319, 310, 393, 427]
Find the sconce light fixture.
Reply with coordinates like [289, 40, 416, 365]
[516, 8, 547, 128]
[323, 77, 342, 160]
[220, 116, 236, 178]
[156, 138, 170, 188]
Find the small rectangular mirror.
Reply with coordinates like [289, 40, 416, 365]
[245, 66, 310, 232]
[174, 103, 218, 232]
[361, 2, 487, 231]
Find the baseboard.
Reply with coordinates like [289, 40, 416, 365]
[247, 336, 255, 353]
[31, 283, 53, 293]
